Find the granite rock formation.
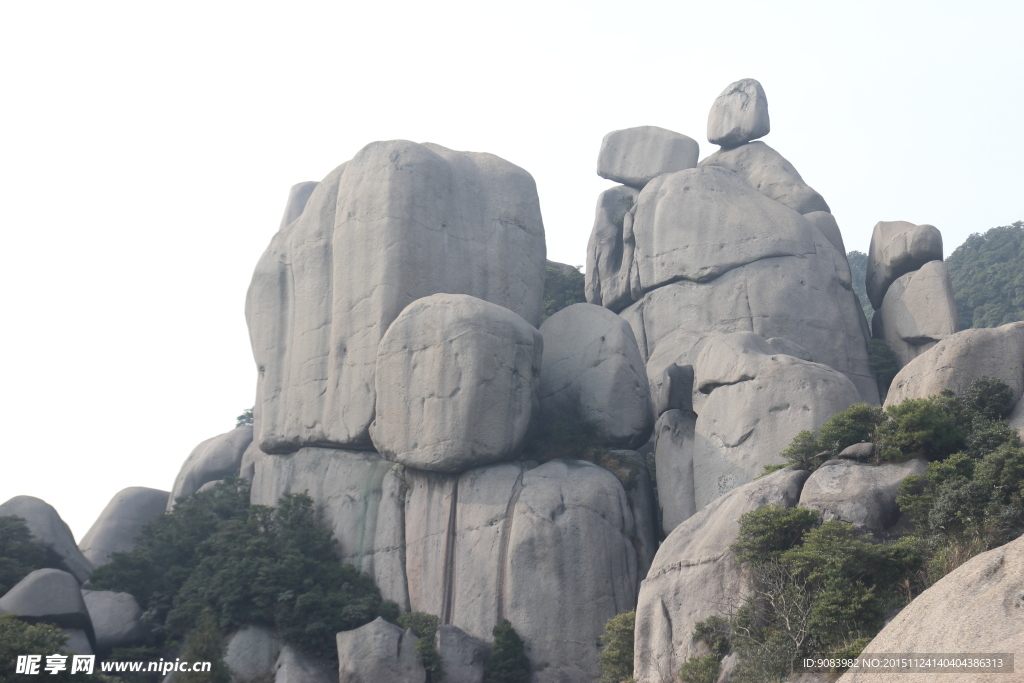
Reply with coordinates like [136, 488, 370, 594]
[79, 487, 169, 567]
[0, 496, 93, 583]
[707, 78, 770, 147]
[167, 426, 252, 510]
[597, 126, 700, 189]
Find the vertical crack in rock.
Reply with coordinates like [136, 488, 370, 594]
[441, 476, 459, 625]
[495, 465, 526, 624]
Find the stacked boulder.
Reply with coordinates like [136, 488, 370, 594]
[866, 220, 958, 367]
[587, 79, 875, 527]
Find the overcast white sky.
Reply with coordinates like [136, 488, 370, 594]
[1, 0, 1021, 540]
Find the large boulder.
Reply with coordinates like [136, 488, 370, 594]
[700, 141, 830, 215]
[167, 426, 252, 510]
[538, 303, 652, 448]
[707, 78, 770, 148]
[0, 569, 93, 637]
[885, 322, 1024, 407]
[274, 645, 335, 683]
[798, 459, 927, 534]
[371, 294, 542, 473]
[837, 533, 1024, 683]
[879, 260, 959, 367]
[247, 141, 546, 453]
[804, 211, 845, 253]
[278, 180, 318, 229]
[865, 221, 944, 309]
[653, 409, 697, 535]
[81, 590, 149, 654]
[633, 468, 808, 682]
[0, 496, 93, 583]
[79, 487, 169, 567]
[690, 333, 862, 509]
[337, 617, 425, 683]
[404, 459, 648, 683]
[585, 184, 640, 311]
[597, 126, 699, 189]
[250, 448, 409, 610]
[225, 626, 281, 682]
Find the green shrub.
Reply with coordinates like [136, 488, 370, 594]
[0, 516, 47, 596]
[177, 610, 231, 683]
[597, 610, 634, 683]
[732, 505, 820, 565]
[399, 612, 442, 682]
[485, 620, 530, 683]
[678, 654, 720, 683]
[0, 614, 104, 682]
[877, 396, 965, 461]
[541, 265, 586, 322]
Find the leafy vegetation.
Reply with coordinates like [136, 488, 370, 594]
[946, 221, 1024, 328]
[867, 339, 900, 399]
[694, 377, 1024, 680]
[846, 251, 873, 321]
[541, 264, 586, 322]
[91, 479, 393, 666]
[398, 612, 443, 682]
[0, 614, 105, 682]
[235, 408, 253, 427]
[177, 610, 231, 683]
[0, 516, 47, 596]
[597, 610, 634, 683]
[485, 619, 530, 683]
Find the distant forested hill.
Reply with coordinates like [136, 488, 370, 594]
[847, 250, 873, 320]
[946, 221, 1024, 329]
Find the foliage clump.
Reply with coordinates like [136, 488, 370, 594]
[946, 221, 1024, 328]
[541, 265, 586, 322]
[398, 612, 443, 682]
[0, 515, 47, 596]
[485, 619, 530, 683]
[597, 610, 634, 683]
[0, 613, 105, 682]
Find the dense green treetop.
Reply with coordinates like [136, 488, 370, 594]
[946, 221, 1024, 329]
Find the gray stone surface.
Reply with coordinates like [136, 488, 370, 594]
[700, 141, 830, 215]
[838, 442, 875, 461]
[278, 181, 318, 229]
[337, 618, 425, 683]
[885, 322, 1024, 407]
[692, 333, 862, 509]
[0, 496, 93, 583]
[653, 363, 694, 417]
[0, 569, 92, 632]
[837, 533, 1024, 683]
[707, 78, 770, 147]
[250, 448, 409, 610]
[82, 589, 148, 653]
[653, 409, 697, 534]
[247, 141, 547, 453]
[538, 303, 652, 448]
[371, 294, 541, 473]
[765, 336, 814, 361]
[404, 459, 646, 683]
[225, 626, 281, 682]
[633, 468, 808, 682]
[167, 426, 252, 510]
[597, 126, 699, 189]
[865, 221, 944, 309]
[61, 629, 93, 655]
[585, 184, 640, 311]
[799, 459, 926, 534]
[879, 260, 959, 367]
[79, 487, 169, 567]
[804, 210, 846, 253]
[274, 645, 335, 683]
[435, 624, 489, 683]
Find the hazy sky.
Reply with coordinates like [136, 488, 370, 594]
[1, 0, 1021, 539]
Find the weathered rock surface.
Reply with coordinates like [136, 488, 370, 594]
[865, 221, 944, 309]
[405, 459, 646, 683]
[597, 126, 699, 189]
[653, 409, 697, 534]
[79, 487, 169, 567]
[0, 496, 93, 583]
[274, 645, 335, 683]
[707, 78, 770, 148]
[838, 442, 875, 461]
[279, 180, 318, 229]
[633, 468, 808, 682]
[225, 626, 281, 682]
[879, 260, 959, 367]
[337, 617, 425, 683]
[804, 210, 845, 253]
[372, 294, 541, 473]
[250, 448, 409, 610]
[799, 459, 926, 534]
[691, 333, 861, 509]
[247, 141, 546, 453]
[435, 624, 489, 683]
[0, 569, 92, 634]
[167, 426, 252, 510]
[837, 533, 1024, 683]
[585, 184, 640, 311]
[538, 303, 652, 448]
[700, 141, 830, 215]
[82, 590, 148, 653]
[885, 322, 1024, 407]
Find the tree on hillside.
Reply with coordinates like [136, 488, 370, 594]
[946, 221, 1024, 329]
[846, 251, 873, 321]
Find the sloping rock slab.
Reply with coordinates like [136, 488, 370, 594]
[167, 426, 252, 510]
[337, 617, 425, 683]
[79, 487, 169, 567]
[0, 496, 93, 583]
